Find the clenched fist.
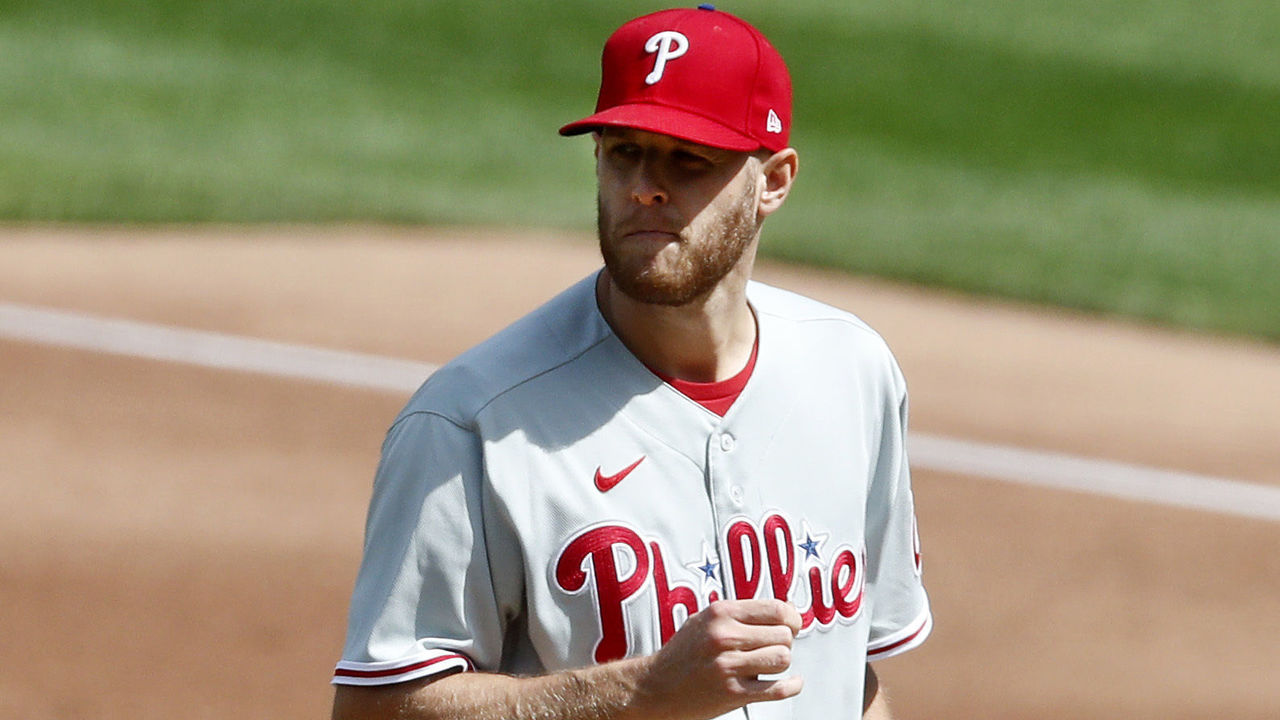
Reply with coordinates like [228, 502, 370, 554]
[628, 598, 804, 720]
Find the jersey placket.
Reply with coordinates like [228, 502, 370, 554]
[705, 425, 745, 573]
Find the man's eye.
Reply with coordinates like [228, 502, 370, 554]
[675, 151, 713, 168]
[610, 144, 641, 158]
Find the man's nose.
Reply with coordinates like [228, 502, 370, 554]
[631, 159, 668, 206]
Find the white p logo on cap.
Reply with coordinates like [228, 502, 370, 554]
[644, 31, 689, 85]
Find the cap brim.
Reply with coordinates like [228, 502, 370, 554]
[559, 103, 760, 152]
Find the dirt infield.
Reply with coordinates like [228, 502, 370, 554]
[2, 226, 1277, 719]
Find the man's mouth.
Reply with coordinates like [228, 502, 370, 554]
[623, 229, 680, 241]
[619, 221, 684, 242]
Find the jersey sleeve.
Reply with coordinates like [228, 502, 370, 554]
[333, 411, 522, 686]
[863, 359, 933, 661]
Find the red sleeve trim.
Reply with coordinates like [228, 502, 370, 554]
[332, 652, 474, 686]
[867, 610, 933, 661]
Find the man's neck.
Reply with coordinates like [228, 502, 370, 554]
[596, 269, 757, 383]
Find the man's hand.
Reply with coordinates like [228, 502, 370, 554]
[628, 598, 804, 719]
[333, 599, 804, 720]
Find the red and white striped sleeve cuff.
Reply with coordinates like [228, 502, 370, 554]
[332, 649, 475, 686]
[867, 608, 933, 661]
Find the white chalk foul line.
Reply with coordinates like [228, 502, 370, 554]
[0, 302, 433, 394]
[3, 301, 1278, 522]
[909, 435, 1280, 523]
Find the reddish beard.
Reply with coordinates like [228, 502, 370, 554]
[597, 184, 759, 306]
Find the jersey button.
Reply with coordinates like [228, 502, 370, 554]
[719, 433, 736, 452]
[730, 485, 745, 505]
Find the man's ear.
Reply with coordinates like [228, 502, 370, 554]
[758, 148, 799, 219]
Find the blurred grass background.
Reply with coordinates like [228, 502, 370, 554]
[2, 0, 1277, 339]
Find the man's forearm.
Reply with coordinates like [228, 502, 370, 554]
[333, 599, 803, 720]
[333, 659, 649, 720]
[414, 661, 650, 720]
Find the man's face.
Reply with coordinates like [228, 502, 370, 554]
[595, 128, 762, 306]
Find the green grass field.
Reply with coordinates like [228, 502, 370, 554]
[2, 0, 1277, 339]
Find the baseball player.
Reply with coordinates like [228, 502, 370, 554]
[332, 6, 931, 719]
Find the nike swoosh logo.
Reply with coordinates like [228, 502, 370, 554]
[594, 456, 646, 493]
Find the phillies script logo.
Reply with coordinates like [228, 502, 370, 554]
[553, 513, 865, 663]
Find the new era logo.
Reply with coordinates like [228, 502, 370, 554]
[766, 109, 783, 134]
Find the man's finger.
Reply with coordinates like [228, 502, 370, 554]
[725, 645, 795, 676]
[718, 599, 802, 634]
[736, 673, 805, 702]
[727, 623, 797, 651]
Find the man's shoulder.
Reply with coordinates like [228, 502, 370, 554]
[748, 280, 886, 344]
[749, 280, 904, 393]
[398, 272, 611, 425]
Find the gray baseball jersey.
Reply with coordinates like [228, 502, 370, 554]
[334, 272, 931, 718]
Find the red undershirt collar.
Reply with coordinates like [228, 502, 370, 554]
[653, 334, 759, 417]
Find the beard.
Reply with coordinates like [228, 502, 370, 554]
[598, 182, 759, 306]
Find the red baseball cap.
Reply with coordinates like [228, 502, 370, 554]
[559, 5, 792, 153]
